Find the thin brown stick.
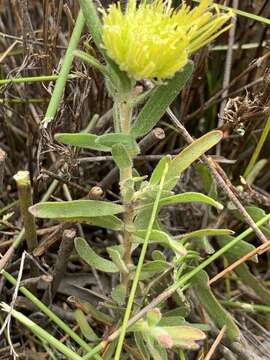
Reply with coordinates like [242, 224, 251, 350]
[167, 108, 268, 244]
[13, 171, 38, 253]
[33, 223, 68, 257]
[186, 50, 270, 122]
[209, 239, 270, 285]
[43, 228, 76, 304]
[204, 326, 227, 360]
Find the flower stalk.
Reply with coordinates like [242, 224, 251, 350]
[118, 97, 134, 290]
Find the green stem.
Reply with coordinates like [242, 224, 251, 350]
[220, 300, 270, 314]
[114, 163, 168, 360]
[0, 74, 77, 86]
[43, 10, 85, 126]
[1, 303, 83, 360]
[119, 100, 133, 289]
[0, 270, 103, 360]
[244, 115, 270, 177]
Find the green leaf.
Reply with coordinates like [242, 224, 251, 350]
[150, 156, 172, 186]
[96, 133, 139, 153]
[111, 143, 132, 169]
[134, 230, 187, 256]
[229, 263, 270, 306]
[77, 215, 123, 231]
[131, 62, 193, 138]
[146, 309, 162, 327]
[111, 284, 126, 305]
[218, 236, 270, 306]
[161, 325, 206, 349]
[107, 247, 129, 274]
[140, 260, 169, 275]
[78, 0, 103, 53]
[74, 50, 110, 77]
[233, 206, 270, 237]
[191, 270, 240, 341]
[158, 314, 185, 327]
[103, 340, 117, 360]
[143, 334, 168, 360]
[139, 192, 223, 211]
[30, 200, 124, 218]
[178, 228, 234, 242]
[74, 309, 99, 341]
[164, 130, 223, 190]
[75, 237, 119, 273]
[196, 163, 214, 194]
[56, 215, 122, 231]
[79, 300, 113, 325]
[55, 133, 110, 151]
[217, 235, 258, 263]
[132, 260, 169, 280]
[134, 332, 150, 360]
[151, 250, 166, 262]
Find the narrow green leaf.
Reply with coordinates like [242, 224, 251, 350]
[158, 313, 185, 327]
[75, 237, 119, 273]
[150, 156, 172, 186]
[134, 332, 150, 360]
[178, 228, 233, 242]
[107, 247, 129, 273]
[234, 206, 270, 237]
[30, 200, 124, 219]
[158, 325, 205, 349]
[141, 260, 169, 273]
[139, 192, 223, 211]
[147, 309, 162, 328]
[103, 340, 118, 360]
[218, 235, 258, 263]
[111, 144, 132, 169]
[131, 63, 193, 138]
[191, 270, 240, 341]
[78, 0, 103, 53]
[74, 50, 110, 77]
[74, 309, 99, 341]
[79, 300, 113, 325]
[164, 130, 223, 190]
[57, 215, 123, 231]
[143, 334, 168, 360]
[96, 133, 139, 153]
[229, 264, 270, 306]
[218, 236, 270, 305]
[134, 230, 187, 256]
[151, 250, 166, 262]
[55, 133, 110, 151]
[158, 192, 223, 210]
[161, 325, 205, 349]
[111, 284, 126, 305]
[30, 213, 123, 230]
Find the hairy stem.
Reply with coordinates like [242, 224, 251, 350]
[119, 100, 134, 290]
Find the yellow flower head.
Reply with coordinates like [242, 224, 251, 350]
[102, 0, 233, 81]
